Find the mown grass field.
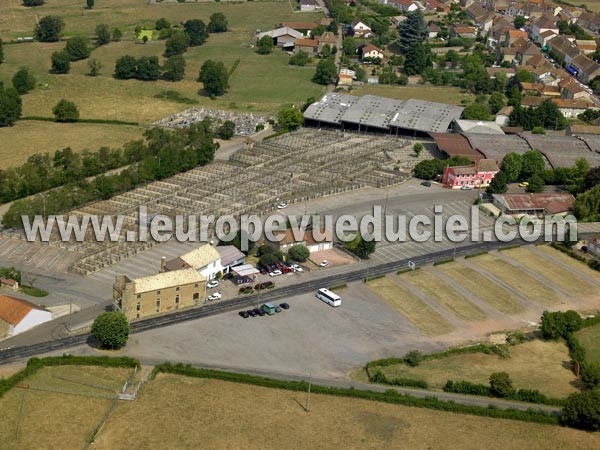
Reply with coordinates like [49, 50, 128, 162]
[399, 269, 486, 321]
[373, 340, 579, 399]
[91, 374, 600, 449]
[576, 322, 600, 364]
[0, 365, 131, 450]
[0, 0, 325, 166]
[349, 84, 475, 106]
[367, 277, 454, 336]
[536, 245, 600, 282]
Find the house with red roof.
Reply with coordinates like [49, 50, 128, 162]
[0, 295, 52, 339]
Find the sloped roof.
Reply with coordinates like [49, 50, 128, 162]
[295, 38, 319, 47]
[0, 295, 48, 326]
[216, 245, 245, 267]
[179, 244, 221, 270]
[132, 268, 205, 294]
[493, 193, 575, 213]
[430, 132, 483, 161]
[454, 120, 505, 135]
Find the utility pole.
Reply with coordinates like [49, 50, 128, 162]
[382, 189, 389, 229]
[305, 374, 312, 413]
[68, 298, 72, 332]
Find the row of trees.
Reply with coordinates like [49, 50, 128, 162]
[114, 55, 185, 81]
[3, 122, 218, 228]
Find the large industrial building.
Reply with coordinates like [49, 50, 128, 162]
[303, 93, 464, 136]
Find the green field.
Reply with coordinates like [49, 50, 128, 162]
[576, 322, 600, 364]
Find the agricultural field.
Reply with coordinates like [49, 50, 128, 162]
[576, 322, 600, 364]
[0, 0, 325, 166]
[366, 277, 454, 336]
[349, 84, 475, 106]
[0, 365, 132, 450]
[369, 340, 579, 399]
[90, 374, 600, 449]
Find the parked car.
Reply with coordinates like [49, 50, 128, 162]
[519, 181, 529, 187]
[207, 292, 222, 301]
[277, 202, 288, 209]
[319, 260, 329, 267]
[461, 185, 473, 190]
[257, 308, 266, 316]
[269, 269, 283, 277]
[248, 309, 257, 317]
[279, 302, 290, 309]
[421, 181, 432, 187]
[239, 311, 249, 318]
[290, 264, 303, 272]
[207, 280, 219, 288]
[275, 306, 282, 313]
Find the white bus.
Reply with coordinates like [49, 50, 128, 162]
[316, 288, 341, 307]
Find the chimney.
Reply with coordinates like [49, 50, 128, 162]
[160, 256, 166, 273]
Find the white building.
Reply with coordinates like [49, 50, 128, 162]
[300, 0, 320, 12]
[0, 295, 52, 339]
[165, 244, 224, 280]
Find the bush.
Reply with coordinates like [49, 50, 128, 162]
[580, 363, 600, 390]
[52, 99, 79, 122]
[217, 120, 235, 140]
[12, 68, 36, 94]
[34, 16, 64, 42]
[443, 380, 491, 396]
[561, 390, 600, 430]
[91, 311, 130, 349]
[51, 50, 71, 74]
[65, 36, 91, 61]
[489, 372, 514, 398]
[0, 87, 22, 127]
[403, 350, 424, 367]
[287, 244, 310, 262]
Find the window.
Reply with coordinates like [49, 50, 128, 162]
[156, 300, 160, 312]
[137, 294, 141, 299]
[136, 313, 140, 319]
[175, 296, 180, 309]
[156, 290, 161, 295]
[176, 287, 180, 292]
[194, 283, 199, 288]
[136, 302, 141, 311]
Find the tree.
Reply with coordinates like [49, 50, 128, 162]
[501, 153, 522, 181]
[96, 24, 111, 46]
[91, 311, 130, 349]
[514, 16, 526, 29]
[403, 43, 431, 76]
[184, 19, 209, 46]
[462, 103, 490, 120]
[489, 372, 514, 398]
[488, 92, 505, 114]
[521, 150, 545, 178]
[87, 58, 102, 76]
[34, 16, 65, 42]
[342, 36, 356, 56]
[198, 59, 229, 97]
[12, 68, 36, 95]
[413, 143, 423, 157]
[526, 173, 545, 193]
[540, 310, 582, 340]
[584, 166, 600, 190]
[52, 99, 80, 122]
[516, 69, 535, 83]
[581, 363, 600, 390]
[287, 244, 310, 262]
[0, 86, 22, 127]
[23, 0, 44, 6]
[135, 56, 160, 81]
[397, 9, 426, 53]
[50, 50, 71, 74]
[289, 50, 310, 66]
[0, 39, 3, 65]
[257, 35, 274, 54]
[208, 12, 228, 33]
[112, 28, 123, 42]
[403, 350, 423, 367]
[155, 18, 171, 30]
[162, 54, 186, 81]
[277, 107, 303, 131]
[87, 0, 94, 9]
[560, 390, 600, 431]
[312, 57, 336, 84]
[164, 32, 190, 57]
[114, 55, 137, 79]
[486, 170, 508, 194]
[65, 36, 91, 61]
[574, 184, 600, 221]
[345, 234, 376, 258]
[217, 120, 235, 139]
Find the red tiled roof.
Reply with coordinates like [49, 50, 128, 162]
[429, 133, 483, 161]
[0, 295, 47, 326]
[496, 193, 575, 213]
[295, 38, 319, 48]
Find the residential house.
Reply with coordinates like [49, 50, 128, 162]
[113, 268, 206, 321]
[517, 42, 542, 65]
[530, 13, 559, 45]
[450, 25, 477, 39]
[427, 23, 442, 39]
[317, 32, 337, 52]
[495, 105, 513, 126]
[352, 19, 373, 37]
[575, 39, 597, 55]
[492, 193, 576, 216]
[578, 12, 600, 34]
[0, 278, 19, 291]
[256, 27, 303, 49]
[520, 82, 545, 95]
[165, 244, 224, 280]
[0, 295, 52, 339]
[391, 16, 407, 27]
[465, 2, 489, 21]
[499, 46, 518, 64]
[570, 54, 600, 83]
[486, 67, 516, 79]
[360, 43, 384, 60]
[442, 160, 500, 189]
[547, 35, 579, 66]
[273, 228, 334, 253]
[423, 0, 450, 13]
[294, 37, 319, 54]
[386, 0, 420, 11]
[541, 85, 561, 97]
[337, 73, 354, 86]
[539, 29, 559, 47]
[300, 0, 320, 12]
[554, 98, 595, 117]
[504, 29, 528, 47]
[559, 77, 590, 100]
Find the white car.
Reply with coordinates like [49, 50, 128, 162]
[461, 185, 473, 190]
[269, 269, 283, 277]
[207, 280, 219, 288]
[277, 202, 287, 209]
[319, 260, 329, 267]
[207, 292, 222, 301]
[291, 264, 303, 272]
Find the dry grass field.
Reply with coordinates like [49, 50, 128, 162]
[506, 247, 599, 298]
[376, 340, 579, 398]
[0, 120, 146, 167]
[436, 263, 525, 315]
[536, 245, 600, 282]
[367, 277, 454, 336]
[576, 322, 600, 364]
[0, 365, 131, 450]
[472, 254, 561, 306]
[399, 270, 486, 321]
[91, 374, 600, 449]
[349, 85, 475, 106]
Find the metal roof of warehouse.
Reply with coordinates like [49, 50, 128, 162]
[521, 135, 600, 168]
[304, 94, 464, 133]
[463, 134, 535, 162]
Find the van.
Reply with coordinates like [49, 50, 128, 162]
[261, 303, 277, 315]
